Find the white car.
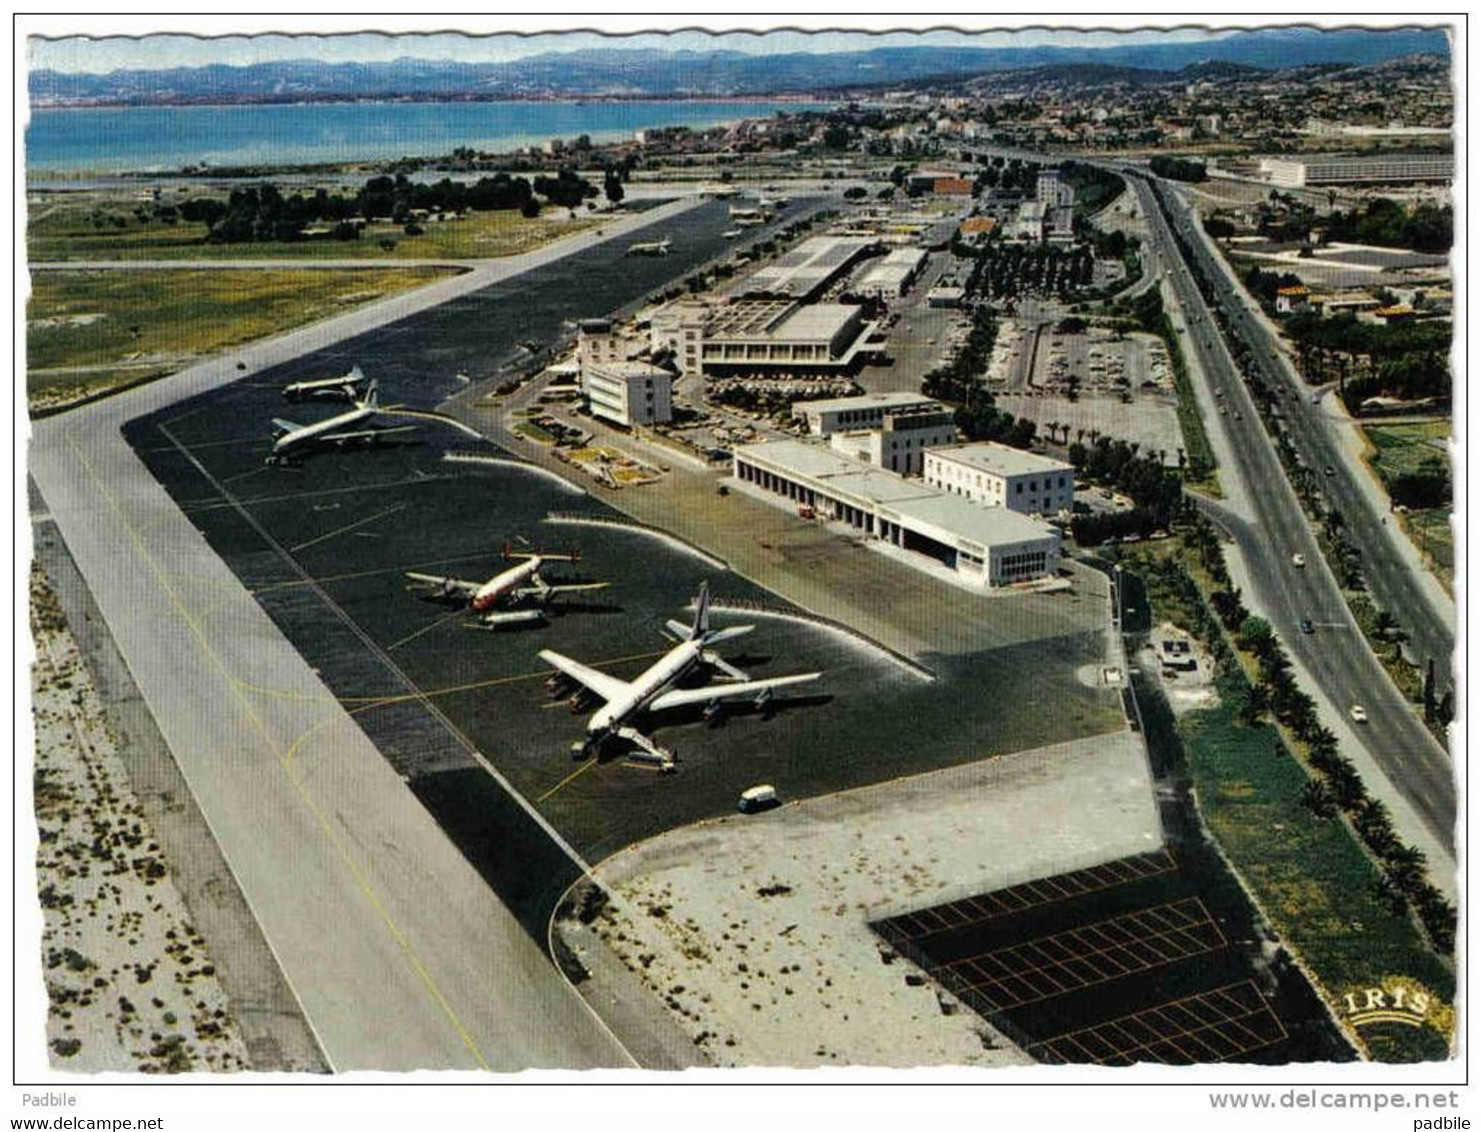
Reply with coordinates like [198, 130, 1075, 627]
[1291, 553, 1306, 568]
[1349, 704, 1369, 724]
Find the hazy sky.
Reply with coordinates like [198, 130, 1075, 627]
[29, 27, 1241, 74]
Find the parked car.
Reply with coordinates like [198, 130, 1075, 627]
[1349, 704, 1369, 724]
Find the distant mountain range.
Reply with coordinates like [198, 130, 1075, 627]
[30, 26, 1451, 106]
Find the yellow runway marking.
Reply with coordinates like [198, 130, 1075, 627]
[67, 430, 491, 1071]
[249, 551, 495, 595]
[385, 608, 467, 653]
[535, 758, 596, 804]
[288, 502, 408, 554]
[232, 648, 669, 708]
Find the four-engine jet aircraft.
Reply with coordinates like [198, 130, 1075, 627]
[267, 380, 416, 465]
[406, 547, 610, 627]
[625, 237, 672, 256]
[538, 582, 822, 771]
[282, 365, 369, 402]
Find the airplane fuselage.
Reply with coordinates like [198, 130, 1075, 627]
[588, 639, 704, 735]
[471, 557, 542, 613]
[273, 404, 375, 457]
[284, 376, 362, 400]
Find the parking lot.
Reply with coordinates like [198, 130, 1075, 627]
[873, 848, 1350, 1066]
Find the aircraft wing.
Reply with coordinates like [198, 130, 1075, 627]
[522, 582, 610, 597]
[646, 672, 820, 714]
[538, 649, 631, 704]
[405, 572, 480, 596]
[318, 424, 418, 443]
[272, 418, 304, 435]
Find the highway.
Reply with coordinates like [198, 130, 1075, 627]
[1160, 185, 1456, 690]
[1129, 176, 1456, 855]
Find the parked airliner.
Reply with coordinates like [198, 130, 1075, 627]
[406, 547, 609, 627]
[539, 582, 822, 771]
[267, 380, 415, 465]
[282, 365, 368, 402]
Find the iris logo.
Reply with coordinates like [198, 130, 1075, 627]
[1343, 984, 1432, 1028]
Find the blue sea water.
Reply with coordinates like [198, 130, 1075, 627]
[25, 99, 829, 173]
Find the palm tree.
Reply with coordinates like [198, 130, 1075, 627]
[1299, 779, 1337, 819]
[1383, 844, 1428, 895]
[1372, 876, 1409, 917]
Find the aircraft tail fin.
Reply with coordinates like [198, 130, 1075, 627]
[503, 543, 579, 564]
[690, 582, 711, 641]
[346, 364, 366, 386]
[363, 380, 379, 410]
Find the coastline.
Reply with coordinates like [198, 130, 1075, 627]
[24, 97, 834, 179]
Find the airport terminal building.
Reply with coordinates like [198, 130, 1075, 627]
[826, 403, 959, 475]
[649, 298, 879, 379]
[733, 439, 1062, 588]
[582, 360, 674, 427]
[924, 443, 1076, 516]
[793, 391, 947, 436]
[854, 247, 929, 300]
[740, 235, 879, 300]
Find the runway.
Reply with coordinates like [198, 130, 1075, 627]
[25, 198, 711, 1071]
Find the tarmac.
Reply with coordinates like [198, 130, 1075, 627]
[24, 198, 708, 1071]
[555, 729, 1162, 1068]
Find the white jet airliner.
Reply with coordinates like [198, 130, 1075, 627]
[406, 548, 609, 627]
[539, 582, 822, 771]
[282, 365, 368, 402]
[267, 380, 415, 465]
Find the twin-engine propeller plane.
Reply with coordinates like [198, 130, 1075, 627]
[538, 582, 822, 772]
[266, 379, 417, 465]
[406, 546, 609, 627]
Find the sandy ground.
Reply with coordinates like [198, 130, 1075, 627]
[1145, 622, 1218, 716]
[555, 728, 1161, 1068]
[997, 391, 1185, 465]
[30, 564, 252, 1073]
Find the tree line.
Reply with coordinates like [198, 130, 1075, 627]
[177, 168, 602, 244]
[1140, 524, 1454, 955]
[1149, 155, 1208, 182]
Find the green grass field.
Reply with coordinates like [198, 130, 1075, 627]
[28, 194, 599, 263]
[1364, 421, 1453, 590]
[26, 266, 452, 413]
[1179, 703, 1453, 1061]
[1132, 543, 1454, 1062]
[1366, 421, 1451, 482]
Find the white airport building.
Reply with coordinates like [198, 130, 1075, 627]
[733, 440, 1061, 588]
[582, 360, 674, 427]
[826, 403, 959, 475]
[924, 443, 1076, 517]
[578, 318, 673, 426]
[740, 236, 879, 300]
[648, 298, 879, 379]
[1259, 154, 1454, 188]
[854, 247, 929, 300]
[792, 391, 947, 436]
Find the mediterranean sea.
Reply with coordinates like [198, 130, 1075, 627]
[25, 99, 830, 173]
